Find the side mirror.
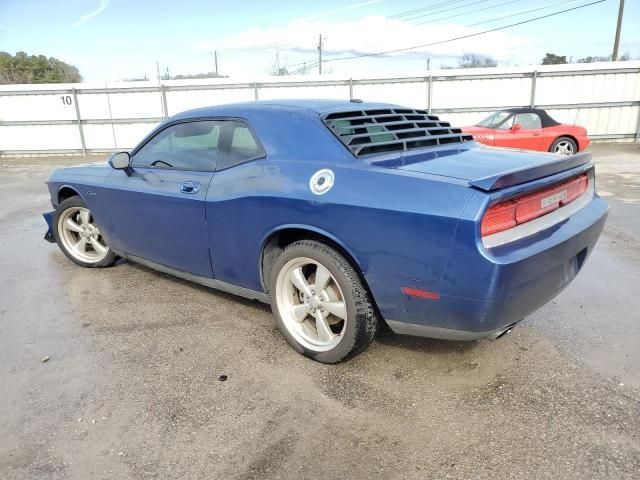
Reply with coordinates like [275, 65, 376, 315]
[511, 123, 522, 132]
[109, 151, 133, 176]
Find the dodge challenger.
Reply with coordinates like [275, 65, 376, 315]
[43, 100, 608, 363]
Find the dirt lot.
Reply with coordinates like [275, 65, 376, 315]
[1, 144, 639, 479]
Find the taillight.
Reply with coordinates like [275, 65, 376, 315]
[481, 173, 589, 237]
[481, 201, 517, 236]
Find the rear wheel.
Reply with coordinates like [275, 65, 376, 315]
[53, 196, 117, 268]
[550, 136, 577, 155]
[269, 240, 378, 363]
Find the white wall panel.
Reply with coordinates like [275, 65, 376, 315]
[103, 92, 164, 119]
[76, 91, 164, 119]
[166, 88, 254, 115]
[432, 77, 529, 109]
[536, 72, 640, 105]
[0, 62, 638, 153]
[353, 82, 426, 108]
[547, 106, 640, 135]
[437, 111, 494, 128]
[0, 125, 81, 150]
[113, 122, 159, 149]
[258, 85, 346, 101]
[78, 93, 117, 119]
[0, 94, 77, 121]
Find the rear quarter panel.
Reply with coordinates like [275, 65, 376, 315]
[205, 158, 474, 292]
[543, 125, 589, 152]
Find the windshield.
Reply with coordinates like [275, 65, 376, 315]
[477, 111, 512, 128]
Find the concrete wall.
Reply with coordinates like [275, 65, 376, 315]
[1, 61, 638, 155]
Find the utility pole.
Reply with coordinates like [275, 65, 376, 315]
[612, 0, 624, 61]
[156, 61, 161, 84]
[318, 34, 323, 75]
[214, 50, 218, 76]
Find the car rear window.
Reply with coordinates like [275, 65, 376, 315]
[322, 108, 472, 157]
[216, 121, 266, 170]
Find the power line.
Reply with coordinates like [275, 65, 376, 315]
[289, 61, 319, 75]
[278, 0, 524, 72]
[285, 1, 486, 72]
[402, 0, 490, 22]
[465, 0, 583, 27]
[284, 0, 607, 74]
[215, 43, 292, 55]
[319, 0, 606, 64]
[388, 0, 471, 19]
[413, 0, 524, 26]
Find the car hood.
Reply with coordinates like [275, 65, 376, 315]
[47, 161, 109, 184]
[369, 143, 590, 191]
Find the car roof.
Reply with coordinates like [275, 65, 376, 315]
[500, 107, 561, 127]
[503, 107, 548, 115]
[171, 99, 404, 120]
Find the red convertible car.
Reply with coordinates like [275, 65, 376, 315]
[462, 108, 589, 155]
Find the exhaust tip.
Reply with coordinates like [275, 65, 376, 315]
[496, 327, 513, 339]
[494, 321, 520, 339]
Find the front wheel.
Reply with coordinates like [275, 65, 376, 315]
[550, 136, 577, 155]
[269, 240, 378, 363]
[52, 196, 117, 268]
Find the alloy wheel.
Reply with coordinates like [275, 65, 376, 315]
[275, 257, 347, 352]
[553, 140, 575, 155]
[57, 207, 109, 263]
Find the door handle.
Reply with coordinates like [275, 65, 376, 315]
[533, 133, 541, 136]
[180, 181, 200, 194]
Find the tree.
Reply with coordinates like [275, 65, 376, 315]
[577, 55, 610, 63]
[458, 54, 497, 68]
[126, 74, 149, 82]
[165, 71, 228, 80]
[0, 51, 82, 84]
[541, 53, 567, 65]
[576, 52, 632, 63]
[268, 64, 290, 76]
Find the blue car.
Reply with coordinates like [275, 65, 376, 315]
[43, 100, 608, 363]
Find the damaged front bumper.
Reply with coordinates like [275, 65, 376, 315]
[43, 212, 55, 243]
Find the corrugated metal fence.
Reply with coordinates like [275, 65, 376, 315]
[1, 61, 639, 155]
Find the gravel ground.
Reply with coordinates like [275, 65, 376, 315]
[0, 144, 639, 479]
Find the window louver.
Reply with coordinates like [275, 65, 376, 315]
[322, 108, 473, 157]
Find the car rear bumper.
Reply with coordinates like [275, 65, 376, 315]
[385, 318, 520, 341]
[579, 135, 591, 151]
[367, 194, 608, 340]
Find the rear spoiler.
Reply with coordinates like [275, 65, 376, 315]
[469, 151, 592, 191]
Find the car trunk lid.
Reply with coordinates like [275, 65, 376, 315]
[369, 144, 592, 191]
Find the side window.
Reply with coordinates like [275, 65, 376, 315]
[132, 121, 222, 171]
[514, 113, 542, 129]
[217, 121, 265, 170]
[498, 115, 514, 130]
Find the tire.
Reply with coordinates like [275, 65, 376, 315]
[549, 136, 577, 155]
[52, 195, 117, 268]
[268, 240, 378, 363]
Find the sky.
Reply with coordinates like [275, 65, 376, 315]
[0, 0, 638, 82]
